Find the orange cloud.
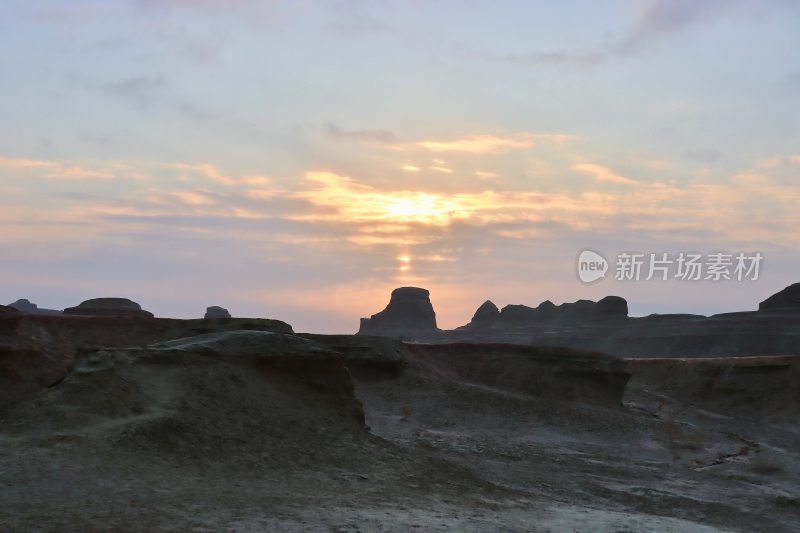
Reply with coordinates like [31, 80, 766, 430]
[758, 155, 800, 169]
[475, 170, 499, 180]
[0, 154, 114, 179]
[413, 132, 574, 154]
[572, 163, 636, 185]
[168, 162, 272, 186]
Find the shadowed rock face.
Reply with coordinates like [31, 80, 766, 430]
[7, 299, 62, 316]
[759, 282, 800, 311]
[358, 287, 438, 337]
[204, 306, 231, 319]
[63, 298, 154, 318]
[0, 305, 21, 316]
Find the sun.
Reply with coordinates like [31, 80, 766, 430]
[382, 193, 462, 225]
[397, 254, 412, 272]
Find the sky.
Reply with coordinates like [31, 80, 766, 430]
[1, 0, 799, 333]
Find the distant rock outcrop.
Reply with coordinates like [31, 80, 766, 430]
[597, 296, 629, 316]
[7, 299, 62, 316]
[759, 283, 800, 311]
[471, 296, 629, 328]
[204, 306, 232, 319]
[358, 287, 438, 337]
[63, 298, 154, 318]
[349, 285, 800, 358]
[468, 300, 500, 329]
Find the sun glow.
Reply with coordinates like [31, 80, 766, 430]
[299, 172, 476, 226]
[383, 194, 460, 223]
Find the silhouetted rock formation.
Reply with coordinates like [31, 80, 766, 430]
[759, 283, 800, 311]
[63, 298, 154, 318]
[468, 300, 500, 329]
[358, 287, 438, 337]
[7, 299, 62, 316]
[204, 306, 232, 319]
[360, 285, 800, 358]
[597, 295, 629, 316]
[471, 296, 629, 328]
[0, 305, 21, 316]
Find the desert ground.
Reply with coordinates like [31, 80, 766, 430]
[1, 316, 798, 532]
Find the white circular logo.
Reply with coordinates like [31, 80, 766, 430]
[577, 250, 608, 283]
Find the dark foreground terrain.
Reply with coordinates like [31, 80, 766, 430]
[1, 315, 798, 531]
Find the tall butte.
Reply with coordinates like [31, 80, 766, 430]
[358, 287, 439, 338]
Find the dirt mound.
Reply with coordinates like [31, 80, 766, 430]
[626, 355, 800, 420]
[1, 331, 365, 466]
[406, 343, 630, 407]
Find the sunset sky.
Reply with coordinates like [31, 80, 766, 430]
[2, 0, 799, 333]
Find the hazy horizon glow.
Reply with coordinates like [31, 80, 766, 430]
[2, 1, 799, 332]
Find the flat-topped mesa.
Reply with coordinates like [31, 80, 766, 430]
[204, 306, 232, 319]
[358, 287, 439, 337]
[759, 283, 800, 311]
[63, 298, 155, 318]
[7, 299, 62, 316]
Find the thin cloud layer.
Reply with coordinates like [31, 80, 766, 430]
[414, 133, 574, 154]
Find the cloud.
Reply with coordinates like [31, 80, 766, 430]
[31, 4, 112, 22]
[5, 155, 799, 254]
[429, 166, 452, 174]
[414, 133, 573, 154]
[572, 163, 637, 185]
[323, 0, 394, 34]
[101, 76, 167, 109]
[686, 149, 723, 163]
[469, 0, 797, 72]
[290, 169, 800, 250]
[323, 123, 400, 144]
[169, 190, 217, 206]
[758, 155, 800, 169]
[136, 0, 262, 12]
[488, 50, 606, 67]
[325, 128, 573, 156]
[167, 162, 272, 186]
[0, 155, 114, 180]
[617, 0, 742, 54]
[456, 40, 606, 68]
[475, 171, 499, 180]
